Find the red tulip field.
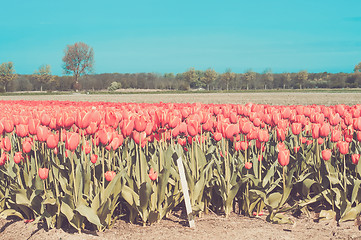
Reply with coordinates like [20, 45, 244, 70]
[1, 96, 361, 239]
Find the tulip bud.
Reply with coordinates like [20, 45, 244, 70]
[14, 152, 24, 164]
[352, 154, 360, 165]
[321, 149, 332, 161]
[104, 171, 116, 181]
[149, 168, 158, 181]
[38, 168, 49, 180]
[337, 141, 349, 155]
[245, 162, 252, 170]
[278, 149, 290, 167]
[90, 154, 98, 164]
[22, 140, 32, 154]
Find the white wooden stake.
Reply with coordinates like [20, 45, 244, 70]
[177, 157, 195, 228]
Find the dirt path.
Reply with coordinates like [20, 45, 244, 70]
[1, 92, 361, 105]
[1, 211, 360, 240]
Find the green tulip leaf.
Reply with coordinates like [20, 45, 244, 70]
[75, 203, 103, 227]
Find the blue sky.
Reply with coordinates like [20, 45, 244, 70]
[1, 0, 361, 75]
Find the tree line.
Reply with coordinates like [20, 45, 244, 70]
[3, 69, 361, 92]
[1, 41, 361, 92]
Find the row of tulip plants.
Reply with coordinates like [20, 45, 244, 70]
[0, 100, 361, 231]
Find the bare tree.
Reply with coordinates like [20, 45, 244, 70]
[262, 68, 274, 89]
[295, 70, 308, 89]
[183, 67, 198, 89]
[34, 64, 54, 91]
[280, 72, 291, 89]
[0, 62, 17, 92]
[244, 69, 256, 90]
[62, 42, 94, 90]
[202, 68, 218, 90]
[220, 68, 235, 91]
[354, 62, 361, 73]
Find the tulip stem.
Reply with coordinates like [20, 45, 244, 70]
[325, 162, 334, 211]
[43, 179, 47, 193]
[71, 152, 78, 203]
[139, 136, 144, 183]
[343, 154, 347, 191]
[316, 141, 321, 183]
[259, 143, 263, 181]
[282, 166, 286, 197]
[102, 147, 105, 191]
[34, 139, 39, 174]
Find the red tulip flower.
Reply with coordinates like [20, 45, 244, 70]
[28, 118, 40, 135]
[2, 136, 11, 152]
[258, 129, 269, 142]
[14, 152, 24, 164]
[38, 168, 49, 180]
[134, 115, 147, 132]
[82, 141, 92, 154]
[319, 123, 330, 138]
[213, 132, 222, 141]
[90, 154, 98, 164]
[105, 111, 118, 128]
[294, 146, 300, 153]
[76, 111, 92, 129]
[178, 137, 187, 146]
[122, 119, 135, 137]
[36, 126, 50, 142]
[104, 171, 116, 181]
[65, 132, 80, 151]
[148, 168, 158, 181]
[234, 142, 241, 151]
[16, 124, 29, 138]
[98, 128, 113, 146]
[245, 162, 253, 170]
[3, 119, 14, 133]
[22, 140, 32, 153]
[337, 141, 349, 155]
[291, 123, 302, 135]
[86, 122, 98, 135]
[277, 142, 287, 152]
[0, 152, 8, 166]
[41, 113, 51, 126]
[278, 149, 290, 167]
[321, 149, 332, 161]
[329, 113, 341, 126]
[46, 134, 59, 149]
[277, 128, 286, 141]
[187, 120, 199, 137]
[352, 154, 360, 165]
[331, 130, 341, 142]
[241, 121, 252, 134]
[311, 124, 320, 139]
[168, 116, 181, 129]
[225, 124, 239, 140]
[240, 141, 248, 151]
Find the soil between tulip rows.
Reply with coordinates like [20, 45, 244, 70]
[1, 210, 361, 240]
[1, 91, 361, 105]
[1, 92, 361, 239]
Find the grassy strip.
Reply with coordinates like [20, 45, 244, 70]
[1, 88, 361, 96]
